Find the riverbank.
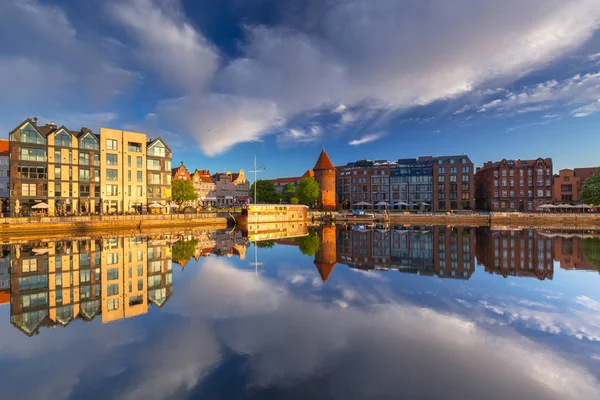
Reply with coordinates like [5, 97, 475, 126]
[0, 213, 229, 237]
[309, 211, 600, 228]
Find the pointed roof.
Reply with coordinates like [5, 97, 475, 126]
[313, 149, 335, 171]
[314, 262, 336, 282]
[303, 169, 315, 178]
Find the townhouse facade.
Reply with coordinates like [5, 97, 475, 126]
[552, 167, 598, 203]
[191, 169, 217, 207]
[475, 158, 553, 212]
[8, 118, 172, 216]
[0, 140, 9, 214]
[212, 170, 250, 206]
[146, 138, 172, 206]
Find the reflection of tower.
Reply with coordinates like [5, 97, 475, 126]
[314, 225, 337, 282]
[313, 149, 337, 211]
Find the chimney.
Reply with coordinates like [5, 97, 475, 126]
[32, 117, 38, 125]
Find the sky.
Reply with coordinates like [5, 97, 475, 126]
[1, 0, 600, 178]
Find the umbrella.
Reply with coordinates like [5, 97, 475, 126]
[375, 201, 390, 206]
[420, 202, 430, 206]
[395, 201, 410, 206]
[558, 204, 574, 208]
[574, 204, 592, 208]
[32, 202, 49, 209]
[354, 201, 371, 206]
[148, 202, 163, 208]
[169, 202, 179, 208]
[537, 204, 554, 209]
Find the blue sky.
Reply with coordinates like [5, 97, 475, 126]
[1, 0, 600, 178]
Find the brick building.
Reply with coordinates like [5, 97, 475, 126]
[171, 162, 191, 181]
[433, 155, 475, 211]
[272, 176, 302, 192]
[475, 158, 553, 212]
[0, 139, 8, 214]
[314, 225, 337, 282]
[475, 228, 554, 280]
[554, 236, 598, 271]
[212, 170, 250, 206]
[553, 168, 598, 203]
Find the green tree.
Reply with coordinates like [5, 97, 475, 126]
[281, 183, 297, 203]
[296, 177, 320, 206]
[172, 179, 197, 210]
[290, 197, 299, 205]
[582, 238, 600, 272]
[296, 229, 321, 256]
[172, 239, 198, 266]
[255, 240, 276, 248]
[581, 168, 600, 205]
[250, 180, 282, 203]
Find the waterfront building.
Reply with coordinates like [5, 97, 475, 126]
[9, 118, 102, 216]
[8, 119, 171, 216]
[554, 235, 598, 271]
[271, 176, 303, 192]
[192, 169, 217, 207]
[212, 170, 250, 206]
[336, 155, 474, 211]
[0, 251, 9, 305]
[475, 158, 553, 212]
[552, 168, 598, 203]
[475, 228, 554, 279]
[314, 225, 337, 281]
[146, 138, 172, 208]
[0, 140, 9, 214]
[432, 226, 475, 279]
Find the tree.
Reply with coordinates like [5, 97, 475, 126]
[296, 177, 320, 206]
[172, 239, 198, 266]
[250, 180, 281, 204]
[290, 197, 299, 205]
[582, 238, 600, 272]
[296, 229, 321, 256]
[255, 240, 276, 248]
[172, 179, 197, 210]
[282, 183, 297, 203]
[581, 168, 600, 205]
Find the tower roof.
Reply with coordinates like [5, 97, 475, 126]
[314, 262, 335, 282]
[313, 149, 335, 171]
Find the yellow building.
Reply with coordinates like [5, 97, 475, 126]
[100, 128, 148, 214]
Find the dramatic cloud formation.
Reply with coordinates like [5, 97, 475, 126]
[108, 0, 600, 155]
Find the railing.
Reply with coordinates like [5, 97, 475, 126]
[0, 212, 225, 225]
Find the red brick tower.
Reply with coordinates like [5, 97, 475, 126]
[314, 225, 337, 282]
[313, 149, 336, 211]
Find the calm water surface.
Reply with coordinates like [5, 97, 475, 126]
[1, 225, 600, 400]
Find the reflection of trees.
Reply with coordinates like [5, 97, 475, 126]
[255, 240, 276, 249]
[172, 239, 198, 264]
[582, 238, 600, 272]
[296, 229, 321, 256]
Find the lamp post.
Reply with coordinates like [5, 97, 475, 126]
[248, 152, 266, 204]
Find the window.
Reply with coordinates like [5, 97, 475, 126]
[136, 156, 142, 168]
[21, 183, 37, 196]
[149, 142, 166, 157]
[462, 166, 469, 173]
[106, 154, 118, 165]
[137, 171, 143, 182]
[20, 148, 47, 162]
[509, 169, 514, 177]
[493, 170, 499, 177]
[108, 298, 119, 311]
[54, 166, 62, 180]
[17, 125, 46, 144]
[127, 185, 131, 196]
[106, 139, 118, 151]
[106, 184, 118, 196]
[127, 170, 131, 182]
[22, 292, 48, 308]
[106, 169, 118, 181]
[137, 264, 143, 275]
[537, 189, 543, 197]
[137, 279, 143, 290]
[80, 135, 98, 150]
[148, 159, 161, 171]
[438, 175, 445, 182]
[79, 152, 90, 165]
[128, 155, 131, 167]
[79, 169, 90, 181]
[462, 175, 469, 182]
[150, 173, 161, 185]
[439, 167, 445, 173]
[107, 268, 119, 280]
[450, 175, 457, 182]
[137, 186, 143, 196]
[93, 153, 99, 166]
[106, 253, 119, 265]
[80, 184, 90, 197]
[137, 250, 143, 261]
[55, 131, 72, 147]
[107, 283, 119, 296]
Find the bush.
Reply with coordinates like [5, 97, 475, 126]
[290, 197, 299, 204]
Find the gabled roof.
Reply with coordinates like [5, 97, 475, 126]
[0, 139, 9, 155]
[313, 149, 335, 170]
[192, 169, 215, 183]
[574, 167, 599, 181]
[147, 137, 172, 153]
[303, 169, 315, 178]
[478, 158, 553, 173]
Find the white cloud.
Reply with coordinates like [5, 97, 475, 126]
[108, 0, 219, 91]
[589, 52, 600, 60]
[277, 126, 322, 146]
[572, 99, 600, 117]
[348, 132, 385, 146]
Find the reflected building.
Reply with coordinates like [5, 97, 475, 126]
[315, 225, 337, 282]
[9, 236, 173, 336]
[336, 225, 474, 279]
[1, 248, 10, 305]
[553, 235, 598, 271]
[476, 228, 554, 280]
